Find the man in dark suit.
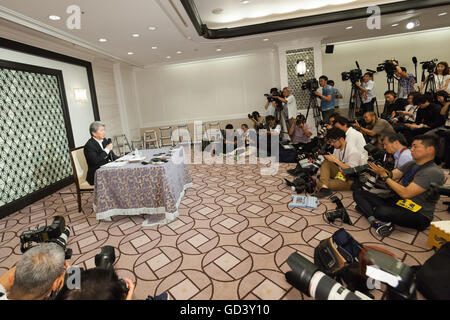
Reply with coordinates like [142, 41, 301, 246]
[84, 121, 119, 185]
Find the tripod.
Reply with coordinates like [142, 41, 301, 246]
[423, 72, 437, 97]
[305, 92, 323, 132]
[386, 74, 396, 92]
[348, 82, 363, 120]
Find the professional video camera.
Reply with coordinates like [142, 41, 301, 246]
[247, 111, 260, 120]
[420, 59, 438, 73]
[20, 216, 72, 259]
[377, 59, 398, 77]
[325, 196, 352, 225]
[285, 249, 417, 300]
[341, 69, 363, 84]
[301, 78, 319, 92]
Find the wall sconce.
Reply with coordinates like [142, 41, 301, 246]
[74, 88, 88, 102]
[296, 60, 307, 77]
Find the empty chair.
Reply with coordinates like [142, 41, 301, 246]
[144, 130, 159, 149]
[159, 126, 174, 147]
[69, 147, 94, 212]
[208, 122, 222, 142]
[112, 134, 132, 156]
[176, 124, 191, 145]
[131, 137, 144, 150]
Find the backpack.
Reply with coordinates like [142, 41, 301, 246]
[415, 241, 450, 300]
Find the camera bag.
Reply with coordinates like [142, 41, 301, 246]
[415, 241, 450, 300]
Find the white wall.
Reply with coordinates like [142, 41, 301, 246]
[322, 28, 450, 109]
[134, 50, 278, 128]
[0, 48, 95, 147]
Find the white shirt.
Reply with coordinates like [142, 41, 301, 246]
[269, 124, 281, 135]
[345, 127, 368, 164]
[362, 80, 376, 103]
[333, 143, 365, 168]
[0, 284, 8, 300]
[285, 95, 297, 119]
[435, 74, 450, 94]
[94, 137, 110, 154]
[266, 101, 276, 117]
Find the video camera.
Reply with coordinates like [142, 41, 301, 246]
[420, 59, 438, 73]
[377, 59, 398, 77]
[247, 111, 260, 120]
[264, 89, 284, 110]
[20, 216, 72, 259]
[301, 78, 319, 92]
[341, 69, 363, 83]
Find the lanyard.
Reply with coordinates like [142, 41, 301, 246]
[400, 161, 433, 185]
[339, 145, 347, 162]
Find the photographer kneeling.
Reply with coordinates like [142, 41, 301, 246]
[0, 243, 69, 300]
[353, 135, 445, 237]
[315, 127, 367, 198]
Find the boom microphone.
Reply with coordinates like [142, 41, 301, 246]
[412, 57, 418, 82]
[412, 57, 417, 65]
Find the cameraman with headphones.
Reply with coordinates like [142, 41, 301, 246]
[288, 114, 312, 148]
[353, 135, 445, 237]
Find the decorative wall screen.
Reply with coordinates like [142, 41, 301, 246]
[286, 48, 315, 111]
[0, 61, 74, 209]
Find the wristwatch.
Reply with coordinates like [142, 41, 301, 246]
[379, 175, 389, 182]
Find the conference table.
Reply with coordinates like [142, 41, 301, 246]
[93, 146, 192, 226]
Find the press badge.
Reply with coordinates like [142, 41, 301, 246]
[396, 199, 422, 212]
[335, 171, 347, 182]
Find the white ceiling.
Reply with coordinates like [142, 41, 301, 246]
[194, 0, 404, 28]
[0, 0, 449, 68]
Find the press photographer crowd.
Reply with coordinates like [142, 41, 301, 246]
[1, 58, 449, 302]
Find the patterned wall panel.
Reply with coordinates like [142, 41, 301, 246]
[286, 48, 315, 111]
[0, 65, 73, 208]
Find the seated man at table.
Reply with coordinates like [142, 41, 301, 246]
[84, 121, 119, 185]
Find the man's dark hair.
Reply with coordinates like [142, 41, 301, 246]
[400, 67, 407, 73]
[413, 135, 438, 151]
[384, 90, 397, 98]
[319, 75, 328, 81]
[55, 268, 127, 300]
[266, 115, 275, 122]
[330, 112, 341, 119]
[333, 115, 350, 127]
[327, 80, 335, 86]
[436, 90, 449, 98]
[326, 127, 346, 141]
[225, 124, 234, 130]
[384, 133, 407, 146]
[413, 94, 432, 106]
[364, 72, 373, 78]
[241, 124, 249, 129]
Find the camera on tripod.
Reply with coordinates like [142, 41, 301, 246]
[420, 59, 438, 73]
[325, 196, 352, 225]
[377, 60, 398, 77]
[19, 216, 72, 259]
[341, 69, 362, 83]
[301, 78, 319, 92]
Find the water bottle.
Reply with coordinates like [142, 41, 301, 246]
[134, 148, 139, 157]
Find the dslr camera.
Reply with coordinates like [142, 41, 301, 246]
[325, 196, 352, 225]
[20, 216, 72, 259]
[248, 111, 260, 120]
[301, 78, 319, 92]
[341, 69, 362, 84]
[377, 60, 398, 77]
[296, 114, 306, 126]
[420, 59, 438, 73]
[95, 246, 129, 295]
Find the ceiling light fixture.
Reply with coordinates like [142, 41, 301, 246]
[132, 34, 140, 38]
[177, 51, 182, 54]
[346, 26, 353, 30]
[166, 56, 171, 59]
[406, 20, 420, 30]
[391, 23, 399, 27]
[128, 52, 134, 55]
[438, 12, 447, 16]
[216, 48, 222, 52]
[212, 8, 224, 14]
[49, 15, 61, 21]
[99, 38, 107, 42]
[240, 0, 251, 4]
[148, 26, 157, 31]
[263, 38, 269, 41]
[152, 46, 158, 50]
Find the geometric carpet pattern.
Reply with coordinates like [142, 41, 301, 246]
[0, 161, 449, 300]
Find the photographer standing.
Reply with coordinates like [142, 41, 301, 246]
[264, 88, 278, 117]
[276, 87, 297, 140]
[314, 128, 367, 198]
[327, 80, 343, 111]
[314, 75, 336, 124]
[353, 135, 445, 237]
[355, 72, 376, 113]
[392, 60, 416, 98]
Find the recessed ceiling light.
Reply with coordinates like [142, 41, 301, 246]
[176, 51, 182, 54]
[166, 56, 171, 59]
[212, 8, 223, 14]
[263, 38, 269, 41]
[406, 21, 416, 29]
[148, 26, 157, 31]
[128, 52, 134, 55]
[49, 15, 61, 21]
[216, 48, 222, 52]
[99, 38, 107, 42]
[438, 12, 447, 16]
[132, 34, 140, 38]
[241, 0, 251, 4]
[346, 26, 353, 30]
[152, 46, 158, 50]
[391, 23, 399, 27]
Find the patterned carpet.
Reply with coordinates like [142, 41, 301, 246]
[0, 159, 449, 300]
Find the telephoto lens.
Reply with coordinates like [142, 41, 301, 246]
[285, 252, 371, 300]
